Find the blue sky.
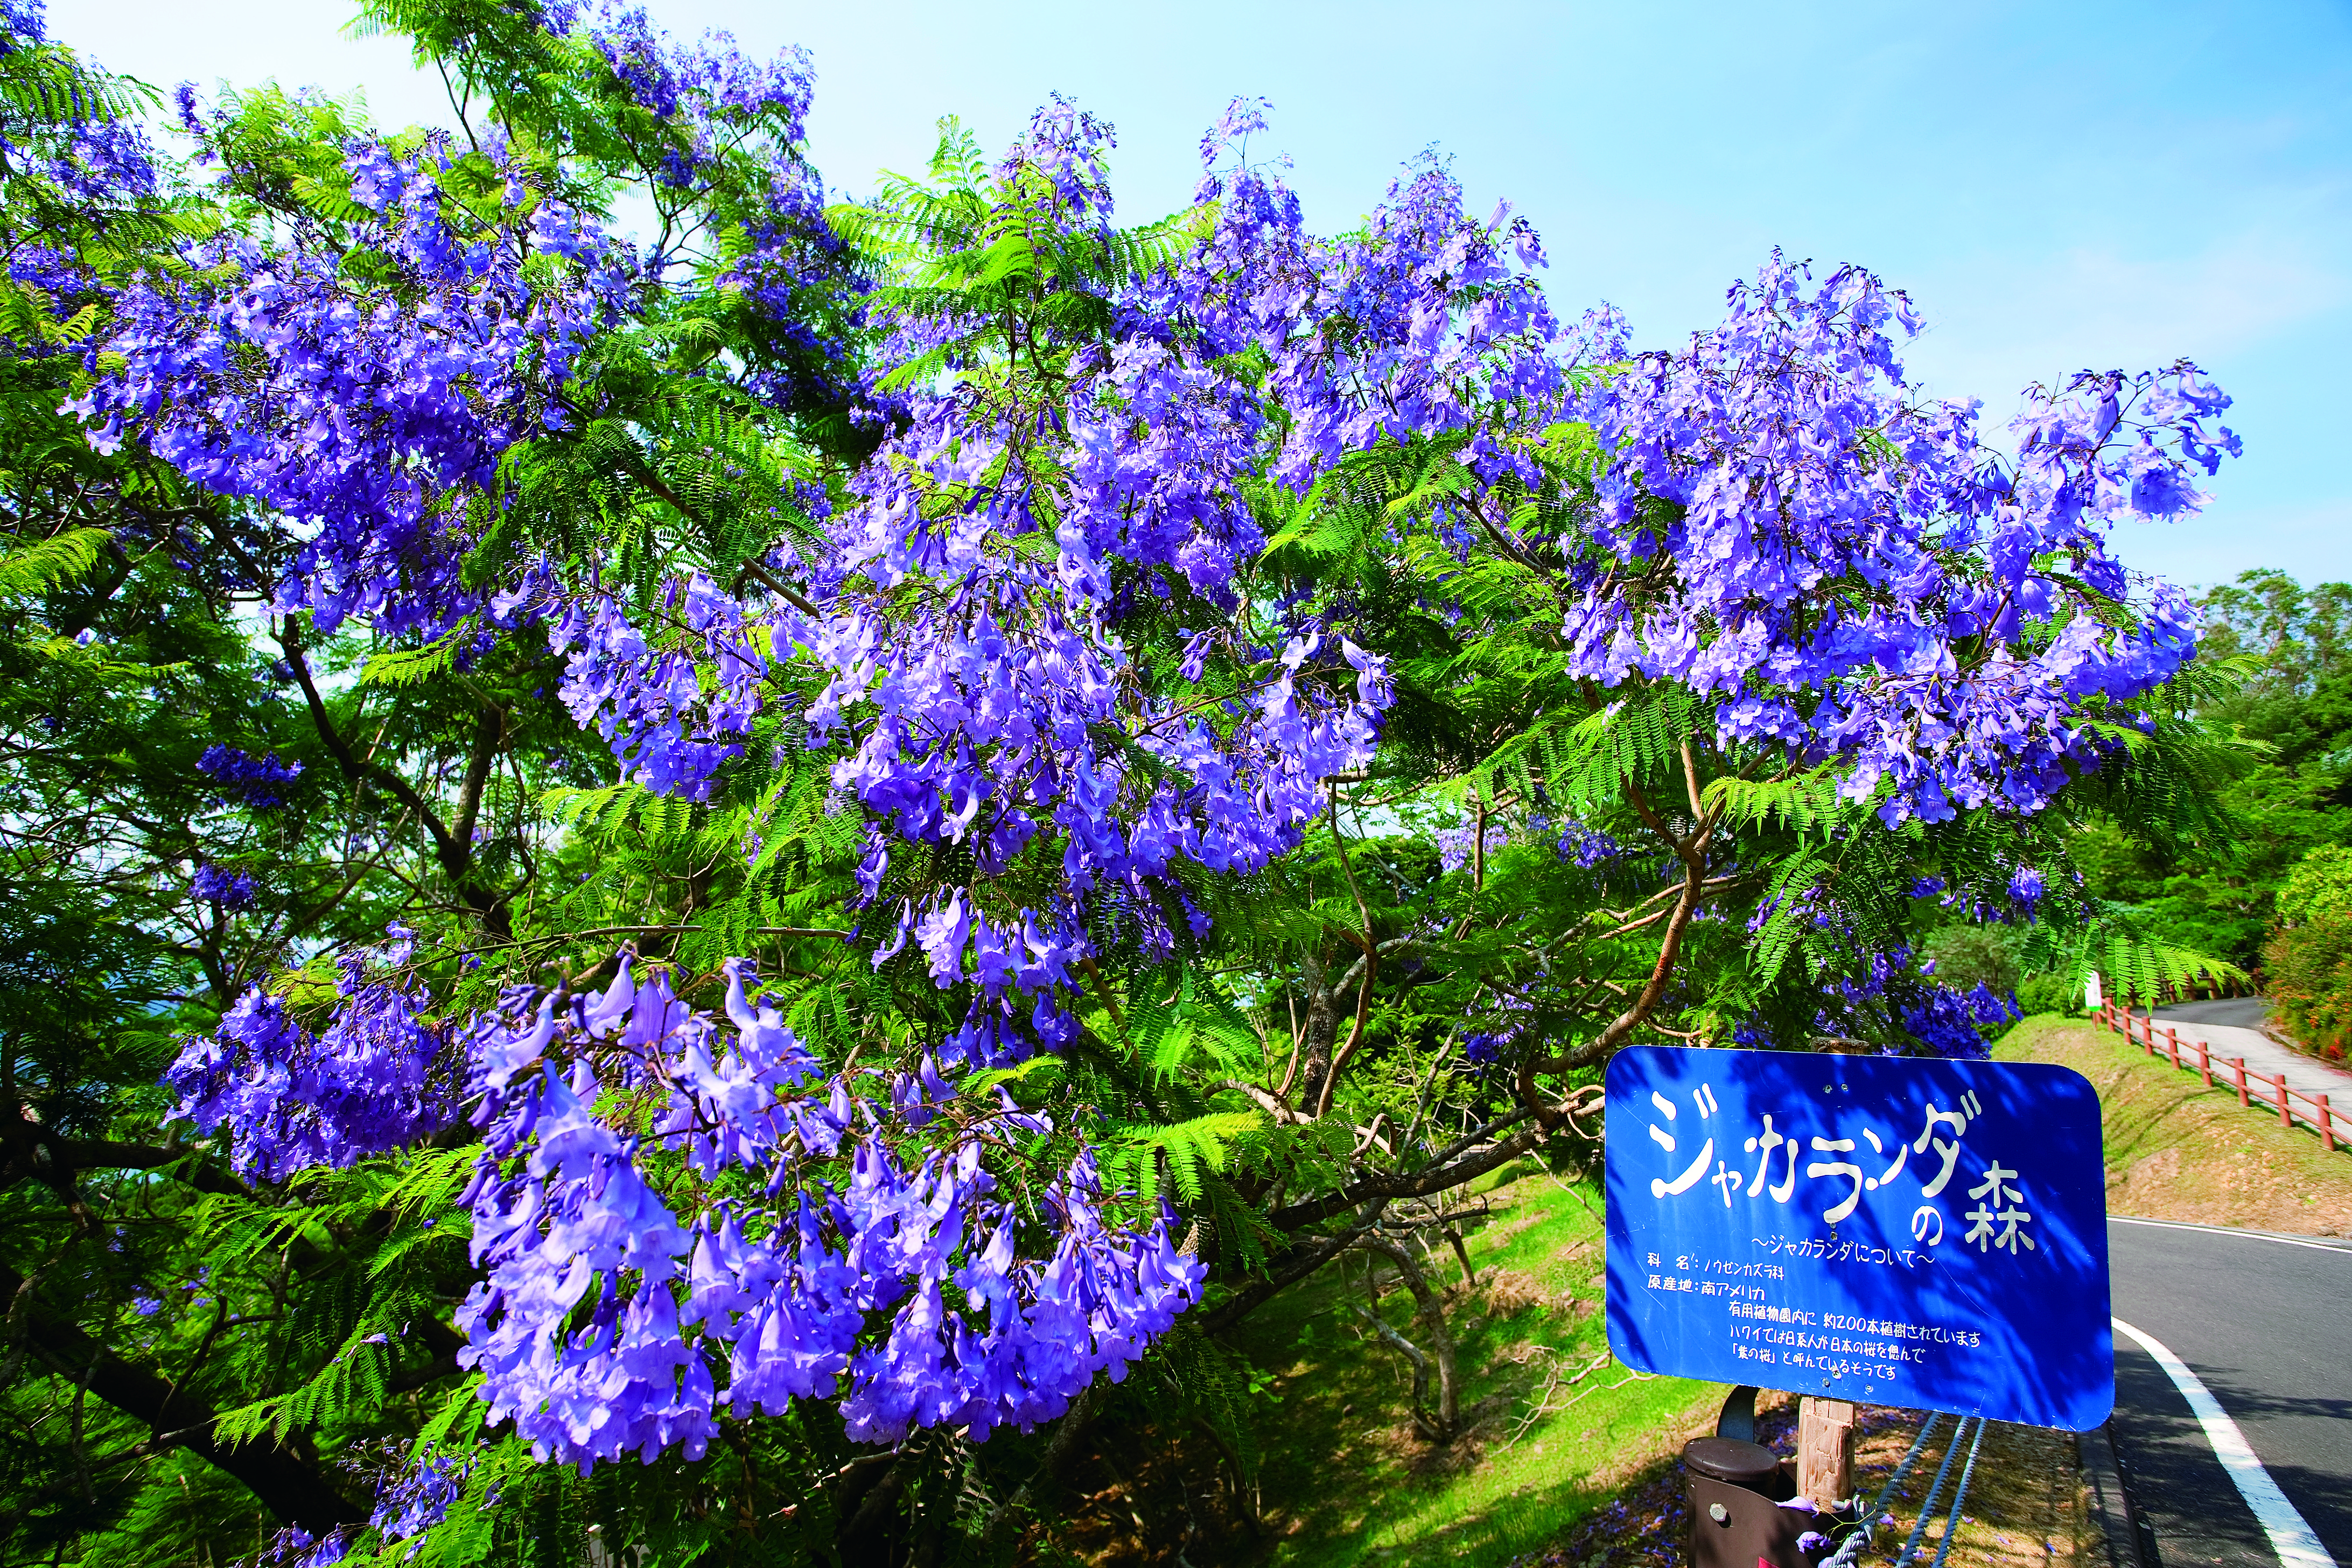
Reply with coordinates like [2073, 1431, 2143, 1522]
[49, 0, 2352, 593]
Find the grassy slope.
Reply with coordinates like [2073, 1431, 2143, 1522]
[1994, 1014, 2352, 1236]
[1225, 1159, 1730, 1567]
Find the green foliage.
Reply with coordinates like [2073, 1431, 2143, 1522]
[2266, 847, 2352, 1060]
[2079, 568, 2352, 968]
[2014, 971, 2080, 1016]
[1924, 926, 2020, 996]
[2278, 843, 2352, 927]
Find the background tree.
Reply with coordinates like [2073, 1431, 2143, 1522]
[2070, 569, 2352, 966]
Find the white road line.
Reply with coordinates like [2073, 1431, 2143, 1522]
[2110, 1216, 2352, 1255]
[2111, 1316, 2335, 1568]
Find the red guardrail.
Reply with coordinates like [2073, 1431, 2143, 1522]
[2094, 1002, 2343, 1152]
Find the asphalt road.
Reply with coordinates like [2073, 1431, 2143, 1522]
[2107, 1216, 2352, 1566]
[2130, 997, 2352, 1136]
[2153, 998, 2278, 1032]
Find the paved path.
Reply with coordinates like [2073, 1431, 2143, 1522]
[2108, 1216, 2351, 1567]
[2119, 998, 2352, 1137]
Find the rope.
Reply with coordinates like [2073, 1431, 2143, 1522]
[1926, 1419, 1989, 1568]
[1817, 1412, 1943, 1568]
[1866, 1412, 1944, 1518]
[1892, 1417, 1977, 1568]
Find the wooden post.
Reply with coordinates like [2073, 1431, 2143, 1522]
[2320, 1095, 2335, 1153]
[2277, 1074, 2293, 1130]
[2197, 1038, 2213, 1089]
[1797, 1396, 1855, 1505]
[2165, 1027, 2180, 1069]
[2233, 1057, 2250, 1108]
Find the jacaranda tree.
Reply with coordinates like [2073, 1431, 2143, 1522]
[1, 0, 2246, 1561]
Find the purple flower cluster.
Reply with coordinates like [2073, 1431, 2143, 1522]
[449, 955, 1202, 1469]
[272, 1443, 474, 1566]
[165, 934, 453, 1180]
[86, 127, 636, 640]
[540, 101, 1581, 1053]
[1435, 823, 1511, 875]
[1896, 981, 2019, 1060]
[1561, 256, 2236, 826]
[195, 744, 303, 810]
[1461, 1032, 1507, 1068]
[1434, 814, 1621, 874]
[365, 1447, 471, 1556]
[550, 575, 771, 802]
[188, 861, 257, 908]
[0, 0, 163, 314]
[1556, 820, 1625, 869]
[1732, 934, 2017, 1059]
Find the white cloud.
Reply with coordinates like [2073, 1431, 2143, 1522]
[1900, 230, 2350, 409]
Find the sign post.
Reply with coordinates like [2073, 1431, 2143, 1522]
[1604, 1046, 2111, 1563]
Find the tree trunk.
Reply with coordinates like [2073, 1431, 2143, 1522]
[1294, 948, 1339, 1112]
[1358, 1236, 1458, 1440]
[1445, 1226, 1478, 1290]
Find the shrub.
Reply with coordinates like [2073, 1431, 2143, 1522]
[1924, 926, 2020, 996]
[2015, 971, 2078, 1016]
[2279, 844, 2352, 927]
[2265, 911, 2352, 1060]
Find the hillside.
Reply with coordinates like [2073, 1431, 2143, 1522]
[1994, 1014, 2352, 1236]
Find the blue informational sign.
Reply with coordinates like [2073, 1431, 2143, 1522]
[1605, 1046, 2112, 1431]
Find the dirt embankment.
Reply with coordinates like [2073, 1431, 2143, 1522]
[1516, 1402, 2093, 1568]
[1995, 1014, 2352, 1237]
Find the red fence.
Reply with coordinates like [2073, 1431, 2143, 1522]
[2094, 1002, 2345, 1152]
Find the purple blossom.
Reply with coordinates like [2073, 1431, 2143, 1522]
[94, 124, 638, 642]
[1560, 256, 2231, 828]
[165, 933, 453, 1180]
[443, 954, 1205, 1470]
[196, 745, 303, 810]
[189, 862, 256, 908]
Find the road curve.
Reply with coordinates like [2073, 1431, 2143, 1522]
[2143, 999, 2352, 1100]
[2106, 1216, 2351, 1567]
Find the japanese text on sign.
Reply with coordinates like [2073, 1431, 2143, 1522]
[1604, 1047, 2111, 1431]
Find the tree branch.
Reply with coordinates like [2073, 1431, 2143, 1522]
[1265, 1119, 1542, 1233]
[0, 1262, 364, 1533]
[278, 627, 513, 937]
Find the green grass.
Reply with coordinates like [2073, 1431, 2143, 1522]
[1228, 1157, 1725, 1566]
